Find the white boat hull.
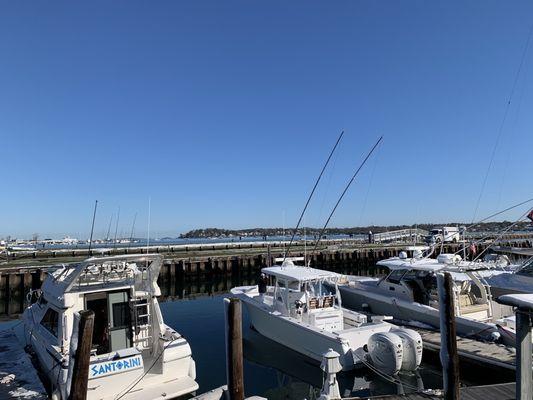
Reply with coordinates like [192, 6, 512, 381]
[243, 297, 355, 368]
[337, 284, 501, 342]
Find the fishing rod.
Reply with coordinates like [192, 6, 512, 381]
[466, 197, 533, 231]
[453, 197, 533, 257]
[282, 130, 344, 262]
[311, 136, 383, 256]
[88, 200, 98, 253]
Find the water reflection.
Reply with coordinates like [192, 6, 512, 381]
[160, 292, 445, 398]
[243, 328, 442, 399]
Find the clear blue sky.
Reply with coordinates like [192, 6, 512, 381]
[1, 1, 533, 239]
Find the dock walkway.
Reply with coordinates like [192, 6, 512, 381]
[360, 382, 515, 399]
[0, 327, 47, 399]
[417, 328, 517, 373]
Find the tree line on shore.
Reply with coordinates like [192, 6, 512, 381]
[180, 221, 532, 239]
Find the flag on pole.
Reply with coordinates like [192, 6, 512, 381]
[469, 242, 477, 256]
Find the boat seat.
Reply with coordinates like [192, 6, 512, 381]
[461, 302, 489, 315]
[458, 293, 478, 308]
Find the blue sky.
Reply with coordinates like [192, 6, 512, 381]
[1, 1, 533, 238]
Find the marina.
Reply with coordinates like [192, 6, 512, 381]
[2, 2, 533, 399]
[1, 241, 532, 399]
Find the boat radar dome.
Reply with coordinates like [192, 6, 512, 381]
[281, 259, 295, 268]
[399, 251, 408, 260]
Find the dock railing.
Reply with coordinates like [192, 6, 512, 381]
[372, 228, 429, 244]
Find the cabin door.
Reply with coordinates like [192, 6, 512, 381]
[85, 290, 132, 354]
[108, 291, 132, 351]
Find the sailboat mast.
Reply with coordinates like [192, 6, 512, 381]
[88, 200, 98, 253]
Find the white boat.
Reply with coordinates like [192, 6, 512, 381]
[19, 254, 198, 400]
[337, 251, 518, 343]
[231, 258, 422, 374]
[484, 256, 533, 297]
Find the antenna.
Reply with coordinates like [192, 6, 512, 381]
[312, 136, 383, 256]
[283, 130, 344, 262]
[113, 206, 120, 249]
[88, 200, 98, 254]
[147, 197, 151, 252]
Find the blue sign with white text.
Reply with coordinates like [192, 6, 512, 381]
[89, 355, 143, 379]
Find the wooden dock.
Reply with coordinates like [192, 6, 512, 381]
[416, 328, 518, 381]
[0, 328, 47, 399]
[360, 382, 515, 399]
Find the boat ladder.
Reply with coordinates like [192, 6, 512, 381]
[131, 297, 153, 350]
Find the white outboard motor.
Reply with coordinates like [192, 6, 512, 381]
[391, 328, 423, 371]
[367, 332, 403, 375]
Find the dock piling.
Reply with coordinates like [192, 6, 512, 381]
[69, 310, 95, 400]
[438, 272, 460, 400]
[516, 310, 532, 400]
[224, 298, 244, 400]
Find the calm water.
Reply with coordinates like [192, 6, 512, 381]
[161, 294, 448, 399]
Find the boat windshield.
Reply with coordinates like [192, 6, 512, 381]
[302, 280, 335, 297]
[386, 269, 408, 284]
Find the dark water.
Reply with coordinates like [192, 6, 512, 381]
[162, 294, 447, 399]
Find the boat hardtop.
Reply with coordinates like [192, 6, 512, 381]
[42, 254, 162, 307]
[377, 253, 511, 281]
[261, 263, 343, 283]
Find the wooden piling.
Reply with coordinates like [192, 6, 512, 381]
[224, 298, 244, 400]
[438, 272, 460, 400]
[69, 310, 95, 400]
[516, 310, 532, 400]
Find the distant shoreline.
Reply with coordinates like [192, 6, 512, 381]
[180, 221, 532, 239]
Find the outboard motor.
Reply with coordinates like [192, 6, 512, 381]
[391, 328, 423, 371]
[367, 332, 403, 375]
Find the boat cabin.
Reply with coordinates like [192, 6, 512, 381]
[260, 261, 349, 331]
[34, 254, 163, 357]
[376, 253, 493, 320]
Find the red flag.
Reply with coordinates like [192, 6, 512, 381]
[528, 209, 533, 223]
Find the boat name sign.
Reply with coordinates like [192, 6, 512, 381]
[89, 355, 143, 379]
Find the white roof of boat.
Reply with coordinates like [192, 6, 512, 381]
[377, 257, 447, 272]
[377, 256, 499, 272]
[261, 266, 341, 282]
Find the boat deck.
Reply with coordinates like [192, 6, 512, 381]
[0, 328, 47, 399]
[357, 382, 515, 399]
[417, 327, 517, 377]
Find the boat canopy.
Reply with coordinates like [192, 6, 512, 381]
[42, 254, 163, 297]
[261, 265, 341, 283]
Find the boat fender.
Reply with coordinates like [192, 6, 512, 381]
[390, 328, 423, 371]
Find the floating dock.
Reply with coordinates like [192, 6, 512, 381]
[416, 328, 517, 380]
[0, 328, 47, 399]
[362, 382, 515, 399]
